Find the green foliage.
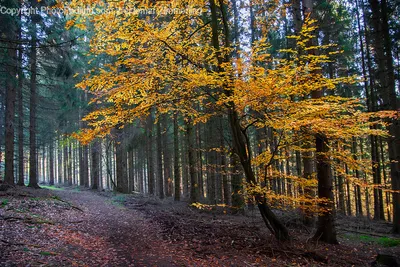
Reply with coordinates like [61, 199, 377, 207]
[41, 185, 65, 191]
[39, 251, 57, 256]
[112, 194, 126, 202]
[378, 237, 400, 247]
[359, 235, 400, 247]
[51, 195, 62, 201]
[0, 198, 9, 207]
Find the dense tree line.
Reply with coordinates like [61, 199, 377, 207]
[0, 0, 399, 244]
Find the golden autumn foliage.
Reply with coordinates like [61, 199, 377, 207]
[67, 0, 396, 211]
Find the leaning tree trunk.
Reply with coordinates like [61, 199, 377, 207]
[209, 0, 289, 241]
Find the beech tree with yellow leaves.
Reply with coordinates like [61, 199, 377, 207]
[63, 0, 396, 243]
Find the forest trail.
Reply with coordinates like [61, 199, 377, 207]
[0, 187, 202, 266]
[2, 186, 399, 266]
[48, 188, 181, 266]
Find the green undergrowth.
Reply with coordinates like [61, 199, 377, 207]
[347, 234, 400, 247]
[107, 194, 127, 209]
[1, 198, 9, 207]
[40, 185, 65, 191]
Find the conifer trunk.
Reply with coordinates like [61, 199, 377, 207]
[28, 2, 39, 188]
[173, 113, 180, 201]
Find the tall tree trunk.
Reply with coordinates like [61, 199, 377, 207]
[156, 117, 164, 198]
[83, 144, 89, 187]
[16, 33, 24, 186]
[206, 119, 216, 204]
[49, 141, 54, 185]
[220, 126, 229, 205]
[302, 0, 338, 244]
[231, 152, 243, 209]
[162, 116, 172, 197]
[379, 0, 400, 234]
[79, 144, 84, 186]
[4, 0, 18, 186]
[173, 113, 180, 201]
[187, 119, 198, 203]
[57, 137, 62, 184]
[67, 142, 72, 185]
[196, 121, 204, 198]
[28, 3, 39, 188]
[91, 140, 100, 190]
[337, 161, 346, 214]
[312, 134, 338, 244]
[116, 130, 128, 193]
[368, 0, 399, 227]
[352, 138, 363, 216]
[146, 113, 155, 195]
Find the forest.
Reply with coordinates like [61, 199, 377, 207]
[0, 0, 399, 265]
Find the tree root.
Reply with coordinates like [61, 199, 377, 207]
[1, 215, 54, 225]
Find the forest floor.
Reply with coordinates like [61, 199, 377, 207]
[0, 186, 399, 266]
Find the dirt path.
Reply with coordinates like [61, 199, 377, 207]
[2, 186, 399, 266]
[50, 189, 180, 266]
[1, 187, 198, 266]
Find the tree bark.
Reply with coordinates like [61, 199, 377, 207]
[28, 2, 39, 188]
[16, 32, 24, 186]
[187, 119, 198, 203]
[91, 140, 100, 190]
[49, 141, 54, 185]
[312, 134, 338, 244]
[156, 117, 164, 198]
[146, 113, 155, 195]
[173, 113, 180, 201]
[116, 130, 128, 193]
[4, 0, 18, 186]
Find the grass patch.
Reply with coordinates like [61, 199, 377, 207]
[359, 235, 400, 247]
[40, 251, 57, 256]
[51, 195, 62, 201]
[378, 237, 400, 247]
[41, 185, 64, 191]
[112, 195, 127, 203]
[105, 194, 127, 209]
[0, 198, 9, 207]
